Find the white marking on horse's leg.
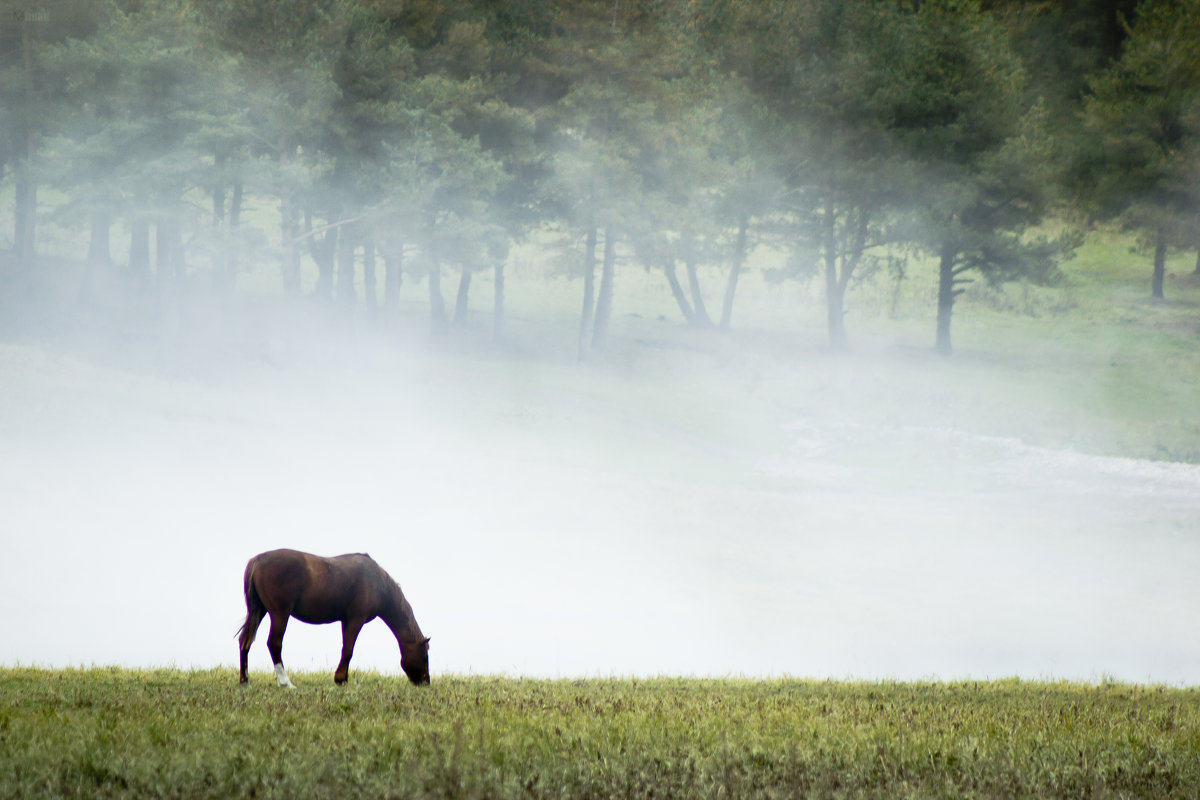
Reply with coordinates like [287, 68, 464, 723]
[274, 662, 294, 688]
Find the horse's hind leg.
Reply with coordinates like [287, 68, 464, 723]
[266, 612, 294, 688]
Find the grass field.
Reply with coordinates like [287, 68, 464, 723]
[2, 668, 1199, 799]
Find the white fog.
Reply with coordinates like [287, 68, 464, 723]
[3, 320, 1197, 686]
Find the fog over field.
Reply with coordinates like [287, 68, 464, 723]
[4, 0, 1199, 700]
[2, 323, 1198, 685]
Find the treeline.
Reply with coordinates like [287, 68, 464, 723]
[2, 0, 1198, 355]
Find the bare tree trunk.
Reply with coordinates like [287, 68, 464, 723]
[308, 211, 335, 300]
[280, 196, 301, 295]
[664, 260, 696, 324]
[336, 226, 356, 307]
[826, 272, 847, 351]
[225, 181, 242, 296]
[578, 220, 598, 361]
[1152, 227, 1166, 300]
[428, 259, 447, 334]
[454, 268, 471, 326]
[383, 236, 402, 311]
[719, 216, 748, 330]
[80, 209, 112, 304]
[85, 209, 112, 268]
[822, 198, 845, 350]
[156, 218, 183, 287]
[279, 144, 302, 295]
[130, 216, 151, 284]
[592, 226, 616, 347]
[682, 233, 713, 327]
[823, 198, 868, 352]
[362, 237, 376, 317]
[212, 172, 227, 297]
[156, 217, 185, 338]
[936, 243, 959, 356]
[493, 256, 505, 342]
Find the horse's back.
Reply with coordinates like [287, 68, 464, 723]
[247, 549, 388, 624]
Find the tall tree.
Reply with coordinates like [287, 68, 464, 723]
[201, 0, 341, 296]
[537, 0, 683, 358]
[778, 2, 900, 350]
[1078, 0, 1200, 300]
[866, 0, 1067, 354]
[0, 1, 97, 292]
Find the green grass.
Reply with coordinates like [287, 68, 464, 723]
[3, 668, 1199, 799]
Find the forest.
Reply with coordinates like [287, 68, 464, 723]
[0, 0, 1198, 357]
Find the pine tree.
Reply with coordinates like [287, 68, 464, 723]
[1079, 0, 1200, 300]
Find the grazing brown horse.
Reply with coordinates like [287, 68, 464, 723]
[237, 549, 430, 687]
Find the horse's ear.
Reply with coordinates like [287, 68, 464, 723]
[423, 637, 431, 649]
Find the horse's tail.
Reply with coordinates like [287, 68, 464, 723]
[236, 558, 266, 648]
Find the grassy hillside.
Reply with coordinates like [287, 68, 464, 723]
[2, 668, 1198, 799]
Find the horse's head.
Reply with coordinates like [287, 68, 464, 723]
[401, 637, 431, 686]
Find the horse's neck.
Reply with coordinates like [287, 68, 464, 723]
[381, 587, 422, 646]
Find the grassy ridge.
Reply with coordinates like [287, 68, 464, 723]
[2, 669, 1198, 799]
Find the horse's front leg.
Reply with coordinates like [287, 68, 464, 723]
[266, 612, 294, 688]
[335, 619, 365, 685]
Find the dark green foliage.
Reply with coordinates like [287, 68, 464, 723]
[3, 669, 1200, 799]
[1076, 0, 1200, 298]
[2, 0, 1197, 350]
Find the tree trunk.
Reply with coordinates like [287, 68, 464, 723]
[86, 209, 112, 269]
[454, 268, 471, 326]
[280, 195, 301, 295]
[824, 201, 868, 351]
[336, 226, 356, 307]
[279, 144, 302, 295]
[156, 218, 185, 338]
[719, 216, 748, 330]
[826, 274, 847, 350]
[383, 237, 402, 311]
[212, 175, 227, 297]
[362, 237, 376, 316]
[308, 211, 335, 300]
[936, 244, 958, 356]
[79, 209, 112, 304]
[157, 217, 186, 286]
[592, 226, 616, 347]
[226, 181, 242, 296]
[578, 220, 598, 360]
[664, 260, 696, 324]
[130, 216, 151, 282]
[822, 198, 847, 350]
[1152, 227, 1166, 300]
[493, 257, 505, 342]
[682, 232, 714, 327]
[428, 260, 448, 334]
